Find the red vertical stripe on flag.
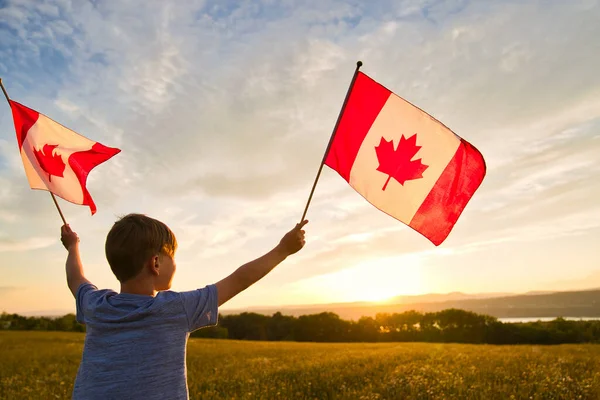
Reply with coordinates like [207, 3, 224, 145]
[9, 100, 39, 149]
[68, 143, 121, 215]
[325, 72, 391, 182]
[409, 138, 486, 245]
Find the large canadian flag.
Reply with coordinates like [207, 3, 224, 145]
[325, 72, 486, 245]
[9, 100, 121, 215]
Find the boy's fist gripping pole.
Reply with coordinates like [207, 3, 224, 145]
[61, 224, 80, 251]
[278, 220, 308, 256]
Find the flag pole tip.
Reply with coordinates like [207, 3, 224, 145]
[356, 61, 363, 68]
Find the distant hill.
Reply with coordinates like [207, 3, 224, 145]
[386, 291, 514, 304]
[223, 289, 600, 320]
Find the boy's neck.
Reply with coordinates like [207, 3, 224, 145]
[120, 278, 157, 297]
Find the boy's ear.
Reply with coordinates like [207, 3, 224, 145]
[147, 255, 160, 276]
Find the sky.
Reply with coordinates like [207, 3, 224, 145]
[0, 0, 599, 315]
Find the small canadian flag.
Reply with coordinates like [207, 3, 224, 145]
[325, 71, 486, 245]
[9, 100, 121, 215]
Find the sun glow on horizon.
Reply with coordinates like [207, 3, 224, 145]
[360, 288, 399, 303]
[289, 254, 426, 304]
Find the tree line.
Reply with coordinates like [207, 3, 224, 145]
[1, 312, 84, 332]
[2, 309, 600, 345]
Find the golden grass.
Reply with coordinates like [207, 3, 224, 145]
[1, 331, 599, 399]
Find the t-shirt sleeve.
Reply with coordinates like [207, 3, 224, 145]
[179, 284, 219, 332]
[75, 282, 99, 324]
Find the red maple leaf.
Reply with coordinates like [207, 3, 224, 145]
[33, 144, 66, 182]
[375, 134, 429, 190]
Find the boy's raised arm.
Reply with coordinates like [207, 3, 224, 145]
[215, 220, 307, 307]
[61, 224, 92, 298]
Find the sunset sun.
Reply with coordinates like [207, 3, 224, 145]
[291, 254, 425, 305]
[351, 256, 425, 303]
[361, 287, 399, 303]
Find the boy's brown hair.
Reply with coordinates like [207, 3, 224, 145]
[105, 213, 178, 282]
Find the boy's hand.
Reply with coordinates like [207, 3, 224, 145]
[61, 224, 80, 251]
[277, 220, 308, 256]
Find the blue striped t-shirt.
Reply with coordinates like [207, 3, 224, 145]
[73, 282, 218, 399]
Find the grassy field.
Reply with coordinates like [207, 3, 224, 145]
[1, 331, 599, 399]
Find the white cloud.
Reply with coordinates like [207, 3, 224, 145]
[0, 236, 55, 252]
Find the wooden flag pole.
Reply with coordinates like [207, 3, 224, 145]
[50, 191, 67, 225]
[0, 77, 68, 225]
[0, 78, 9, 103]
[299, 60, 363, 223]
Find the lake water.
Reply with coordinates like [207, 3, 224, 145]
[499, 317, 600, 323]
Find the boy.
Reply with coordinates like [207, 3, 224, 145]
[61, 213, 307, 399]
